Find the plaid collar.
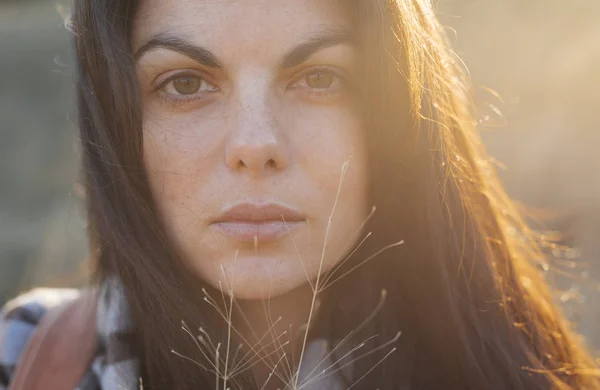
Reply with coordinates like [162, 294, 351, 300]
[91, 277, 140, 390]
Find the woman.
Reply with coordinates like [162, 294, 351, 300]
[1, 0, 598, 389]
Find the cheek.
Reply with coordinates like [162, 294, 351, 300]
[142, 113, 221, 230]
[288, 106, 370, 254]
[143, 111, 218, 171]
[290, 106, 368, 206]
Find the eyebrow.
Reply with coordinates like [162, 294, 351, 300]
[280, 30, 354, 68]
[135, 34, 224, 68]
[134, 30, 354, 70]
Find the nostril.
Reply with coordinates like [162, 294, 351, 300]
[265, 159, 276, 169]
[226, 143, 288, 173]
[237, 160, 248, 169]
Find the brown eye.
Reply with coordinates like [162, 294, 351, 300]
[305, 70, 335, 89]
[172, 76, 202, 95]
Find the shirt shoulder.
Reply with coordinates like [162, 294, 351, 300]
[0, 288, 80, 389]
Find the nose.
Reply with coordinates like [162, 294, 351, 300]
[225, 92, 289, 175]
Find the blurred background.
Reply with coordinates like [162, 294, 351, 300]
[0, 0, 598, 350]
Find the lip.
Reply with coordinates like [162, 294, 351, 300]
[210, 203, 306, 243]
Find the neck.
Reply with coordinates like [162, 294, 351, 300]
[232, 283, 317, 387]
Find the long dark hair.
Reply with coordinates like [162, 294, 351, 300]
[72, 0, 599, 389]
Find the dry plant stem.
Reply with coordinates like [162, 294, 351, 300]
[266, 299, 294, 382]
[320, 240, 405, 292]
[259, 353, 289, 390]
[297, 289, 388, 384]
[218, 261, 291, 385]
[265, 268, 291, 378]
[181, 323, 221, 373]
[300, 332, 401, 389]
[336, 332, 401, 375]
[297, 336, 376, 390]
[231, 322, 283, 369]
[174, 288, 291, 385]
[282, 216, 314, 292]
[227, 325, 289, 380]
[320, 205, 376, 289]
[298, 335, 379, 389]
[346, 347, 398, 390]
[293, 160, 350, 389]
[261, 235, 295, 382]
[220, 260, 236, 389]
[170, 349, 215, 374]
[202, 288, 282, 361]
[198, 326, 218, 350]
[215, 342, 220, 389]
[321, 231, 371, 288]
[231, 332, 290, 376]
[229, 309, 289, 381]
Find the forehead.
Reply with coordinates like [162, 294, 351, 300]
[132, 0, 351, 58]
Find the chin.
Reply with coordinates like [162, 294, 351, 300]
[221, 281, 301, 301]
[196, 252, 321, 301]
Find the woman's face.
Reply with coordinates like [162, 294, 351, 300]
[133, 0, 369, 300]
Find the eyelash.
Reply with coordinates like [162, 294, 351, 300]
[153, 66, 349, 107]
[154, 72, 216, 107]
[289, 66, 348, 101]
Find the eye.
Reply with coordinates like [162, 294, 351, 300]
[288, 67, 349, 103]
[160, 74, 218, 96]
[305, 70, 335, 89]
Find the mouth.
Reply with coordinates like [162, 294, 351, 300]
[210, 202, 306, 243]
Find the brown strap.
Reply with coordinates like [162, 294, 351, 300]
[9, 289, 98, 390]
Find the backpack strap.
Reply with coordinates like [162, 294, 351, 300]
[8, 289, 98, 390]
